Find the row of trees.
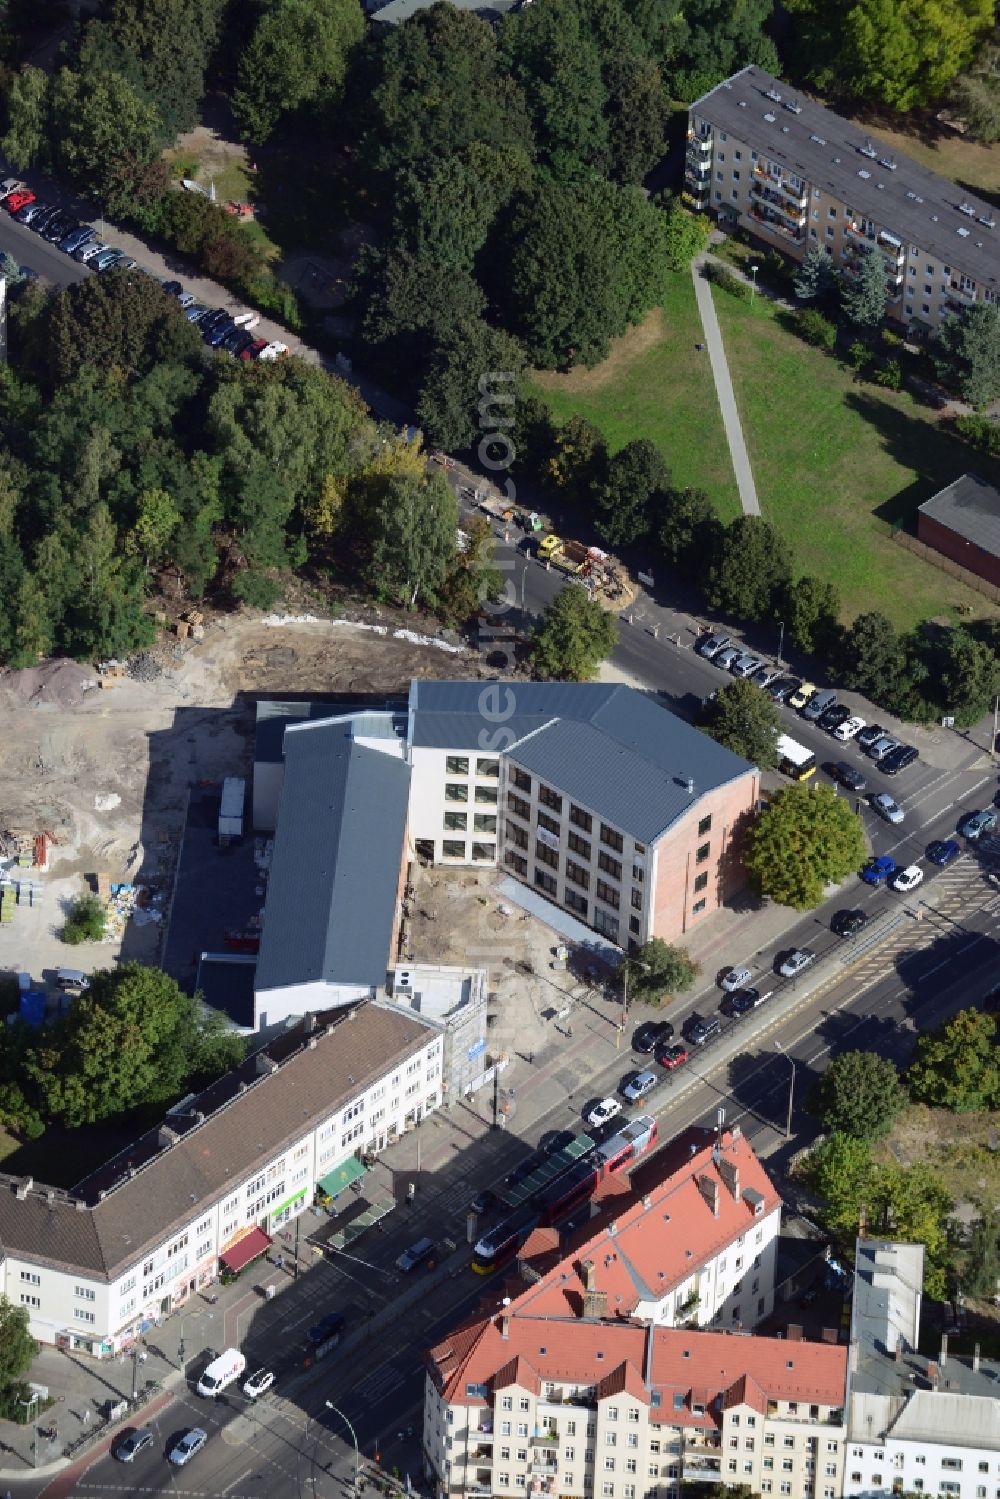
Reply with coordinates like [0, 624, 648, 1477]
[0, 963, 249, 1137]
[803, 1009, 1000, 1298]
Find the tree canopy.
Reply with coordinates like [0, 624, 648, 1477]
[701, 516, 792, 622]
[908, 1009, 1000, 1112]
[232, 0, 365, 142]
[621, 937, 699, 1003]
[532, 583, 618, 680]
[700, 678, 781, 769]
[745, 782, 867, 909]
[0, 1295, 36, 1407]
[808, 1051, 908, 1140]
[592, 438, 671, 546]
[933, 302, 1000, 408]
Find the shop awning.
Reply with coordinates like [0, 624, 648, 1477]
[317, 1156, 366, 1198]
[220, 1226, 272, 1274]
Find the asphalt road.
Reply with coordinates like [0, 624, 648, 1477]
[0, 208, 90, 288]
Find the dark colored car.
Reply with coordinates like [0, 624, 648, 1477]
[860, 855, 897, 886]
[819, 704, 853, 733]
[185, 304, 212, 323]
[58, 225, 95, 254]
[926, 839, 960, 866]
[831, 908, 867, 938]
[720, 987, 762, 1017]
[632, 1019, 674, 1053]
[14, 201, 46, 225]
[882, 744, 918, 775]
[856, 723, 886, 751]
[27, 204, 59, 231]
[223, 328, 256, 356]
[686, 1015, 722, 1046]
[308, 1311, 345, 1346]
[769, 678, 798, 702]
[41, 214, 73, 242]
[162, 280, 183, 296]
[827, 760, 867, 794]
[469, 1188, 497, 1216]
[657, 1041, 690, 1069]
[540, 1128, 577, 1155]
[206, 319, 237, 347]
[199, 308, 230, 333]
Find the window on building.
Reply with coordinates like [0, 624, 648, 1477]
[696, 842, 710, 863]
[445, 783, 468, 803]
[537, 811, 561, 836]
[475, 785, 498, 805]
[698, 815, 712, 835]
[570, 805, 592, 832]
[20, 1294, 40, 1308]
[446, 756, 469, 775]
[593, 908, 619, 940]
[566, 860, 590, 889]
[598, 851, 622, 880]
[442, 840, 466, 858]
[535, 869, 557, 896]
[539, 785, 563, 813]
[565, 889, 587, 917]
[600, 824, 624, 853]
[694, 872, 708, 892]
[508, 794, 530, 821]
[444, 811, 467, 831]
[535, 841, 559, 869]
[504, 849, 527, 877]
[568, 831, 591, 859]
[596, 880, 621, 910]
[477, 758, 500, 778]
[472, 842, 495, 862]
[20, 1271, 40, 1285]
[693, 899, 707, 913]
[511, 769, 531, 793]
[474, 814, 497, 834]
[629, 916, 640, 936]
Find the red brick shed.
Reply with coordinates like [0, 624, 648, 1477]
[917, 473, 1000, 588]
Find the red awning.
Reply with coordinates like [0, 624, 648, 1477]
[220, 1227, 272, 1274]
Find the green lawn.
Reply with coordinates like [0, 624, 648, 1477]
[530, 274, 743, 524]
[713, 288, 1000, 629]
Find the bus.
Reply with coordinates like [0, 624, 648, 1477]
[777, 734, 816, 782]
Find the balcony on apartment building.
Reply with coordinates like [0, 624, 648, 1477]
[948, 279, 977, 304]
[766, 1404, 844, 1426]
[752, 165, 808, 208]
[528, 1456, 559, 1476]
[748, 203, 805, 246]
[749, 179, 807, 229]
[530, 1431, 559, 1446]
[844, 223, 905, 264]
[464, 1483, 493, 1496]
[682, 1449, 723, 1475]
[687, 130, 712, 154]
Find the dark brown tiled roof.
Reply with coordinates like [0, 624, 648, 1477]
[0, 1003, 433, 1281]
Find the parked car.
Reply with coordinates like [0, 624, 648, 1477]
[622, 1069, 659, 1102]
[14, 201, 46, 224]
[161, 279, 183, 296]
[92, 248, 124, 270]
[58, 225, 95, 254]
[788, 681, 816, 710]
[206, 318, 238, 347]
[889, 864, 923, 893]
[871, 791, 904, 824]
[185, 304, 212, 322]
[882, 744, 918, 775]
[0, 178, 26, 202]
[223, 329, 256, 357]
[926, 839, 960, 866]
[752, 664, 782, 689]
[27, 205, 59, 231]
[959, 808, 998, 840]
[860, 855, 898, 886]
[720, 987, 763, 1017]
[731, 653, 763, 678]
[831, 909, 867, 938]
[587, 1096, 622, 1127]
[657, 1041, 689, 1069]
[75, 239, 109, 262]
[308, 1311, 346, 1344]
[867, 735, 900, 762]
[111, 255, 137, 271]
[169, 1429, 207, 1467]
[258, 340, 289, 360]
[41, 214, 74, 242]
[768, 678, 797, 702]
[697, 631, 731, 660]
[686, 1015, 722, 1046]
[242, 1368, 275, 1399]
[818, 704, 853, 734]
[4, 189, 35, 213]
[469, 1188, 498, 1216]
[113, 1428, 154, 1463]
[778, 949, 815, 978]
[240, 336, 269, 360]
[834, 715, 865, 742]
[396, 1236, 436, 1272]
[856, 723, 886, 751]
[714, 646, 740, 671]
[720, 965, 753, 992]
[828, 760, 867, 793]
[632, 1019, 674, 1053]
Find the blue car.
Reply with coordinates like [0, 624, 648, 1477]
[926, 839, 960, 867]
[860, 855, 897, 886]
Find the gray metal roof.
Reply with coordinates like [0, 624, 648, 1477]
[918, 473, 1000, 557]
[692, 67, 1000, 293]
[255, 718, 410, 991]
[255, 697, 405, 764]
[411, 679, 754, 844]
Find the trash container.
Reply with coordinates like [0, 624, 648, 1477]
[265, 1284, 276, 1301]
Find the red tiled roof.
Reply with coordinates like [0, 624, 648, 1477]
[598, 1359, 649, 1403]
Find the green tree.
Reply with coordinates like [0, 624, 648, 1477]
[933, 302, 1000, 407]
[593, 437, 670, 546]
[807, 1051, 908, 1140]
[840, 243, 887, 328]
[503, 0, 610, 165]
[0, 1295, 36, 1394]
[533, 582, 618, 679]
[232, 0, 364, 141]
[662, 197, 711, 271]
[908, 1009, 1000, 1111]
[700, 678, 781, 768]
[606, 54, 669, 184]
[666, 0, 779, 98]
[658, 484, 717, 564]
[49, 64, 163, 212]
[935, 626, 1000, 725]
[394, 156, 499, 273]
[356, 246, 487, 386]
[1, 64, 51, 170]
[787, 0, 992, 109]
[701, 515, 792, 622]
[188, 1006, 250, 1086]
[61, 893, 107, 945]
[102, 0, 228, 137]
[365, 472, 458, 608]
[951, 30, 1000, 143]
[126, 486, 181, 572]
[804, 1133, 876, 1238]
[793, 243, 835, 303]
[837, 611, 906, 699]
[963, 1212, 1000, 1299]
[783, 575, 842, 655]
[546, 414, 609, 497]
[416, 318, 526, 451]
[745, 781, 867, 909]
[621, 936, 699, 1003]
[49, 269, 203, 388]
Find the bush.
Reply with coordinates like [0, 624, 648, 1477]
[873, 359, 902, 391]
[955, 413, 1000, 457]
[703, 262, 751, 301]
[62, 893, 106, 945]
[231, 570, 282, 610]
[796, 307, 836, 351]
[847, 339, 872, 372]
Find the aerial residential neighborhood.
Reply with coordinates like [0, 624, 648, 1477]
[0, 1, 997, 1498]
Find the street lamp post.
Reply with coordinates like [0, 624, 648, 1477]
[617, 960, 650, 1050]
[178, 1309, 209, 1373]
[18, 1391, 39, 1468]
[776, 1043, 796, 1140]
[777, 620, 785, 667]
[325, 1401, 361, 1495]
[749, 264, 758, 304]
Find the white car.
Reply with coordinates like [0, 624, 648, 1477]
[890, 864, 923, 893]
[169, 1428, 207, 1467]
[779, 948, 815, 978]
[258, 340, 288, 361]
[721, 965, 753, 992]
[834, 715, 865, 742]
[587, 1097, 623, 1128]
[0, 178, 26, 202]
[243, 1367, 275, 1399]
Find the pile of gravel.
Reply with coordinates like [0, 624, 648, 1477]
[128, 651, 164, 682]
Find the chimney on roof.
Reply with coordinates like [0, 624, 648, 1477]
[255, 1053, 278, 1077]
[697, 1174, 720, 1217]
[717, 1154, 740, 1200]
[582, 1259, 597, 1291]
[686, 778, 695, 794]
[821, 1327, 838, 1345]
[940, 1334, 948, 1368]
[894, 1347, 903, 1364]
[731, 1124, 742, 1141]
[15, 1176, 33, 1200]
[158, 1125, 178, 1149]
[642, 1195, 652, 1210]
[75, 1197, 88, 1212]
[583, 1288, 609, 1321]
[500, 1315, 510, 1340]
[304, 1011, 318, 1033]
[973, 1343, 981, 1373]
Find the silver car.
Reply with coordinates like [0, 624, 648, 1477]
[779, 948, 815, 978]
[871, 792, 904, 825]
[169, 1428, 207, 1466]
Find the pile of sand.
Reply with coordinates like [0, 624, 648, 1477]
[0, 658, 97, 710]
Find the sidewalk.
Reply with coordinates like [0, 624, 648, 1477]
[691, 254, 760, 517]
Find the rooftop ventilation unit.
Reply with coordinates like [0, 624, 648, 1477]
[905, 190, 917, 200]
[809, 133, 826, 145]
[738, 99, 747, 107]
[978, 215, 996, 229]
[763, 111, 776, 122]
[959, 203, 976, 217]
[931, 213, 939, 221]
[781, 125, 790, 133]
[860, 140, 878, 159]
[957, 227, 971, 237]
[878, 157, 897, 170]
[765, 88, 782, 102]
[858, 169, 871, 179]
[877, 182, 885, 190]
[914, 195, 924, 204]
[784, 100, 802, 113]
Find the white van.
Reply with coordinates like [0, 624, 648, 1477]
[55, 968, 90, 991]
[196, 1348, 246, 1398]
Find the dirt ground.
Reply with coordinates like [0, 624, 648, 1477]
[0, 612, 483, 990]
[532, 308, 665, 394]
[885, 1103, 1000, 1217]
